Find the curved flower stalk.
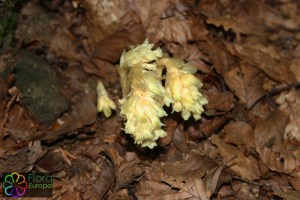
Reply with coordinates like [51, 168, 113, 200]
[97, 81, 116, 118]
[158, 58, 208, 120]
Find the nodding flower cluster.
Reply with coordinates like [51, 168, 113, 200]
[114, 39, 208, 148]
[97, 81, 116, 118]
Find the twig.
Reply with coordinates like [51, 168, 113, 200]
[232, 175, 270, 187]
[250, 82, 300, 110]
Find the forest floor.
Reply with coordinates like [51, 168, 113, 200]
[1, 0, 300, 199]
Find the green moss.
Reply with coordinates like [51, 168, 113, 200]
[265, 136, 275, 148]
[0, 11, 18, 50]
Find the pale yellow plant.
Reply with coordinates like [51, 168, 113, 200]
[120, 90, 167, 148]
[158, 58, 208, 120]
[97, 81, 116, 118]
[116, 39, 208, 148]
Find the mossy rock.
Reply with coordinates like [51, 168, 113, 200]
[14, 50, 69, 125]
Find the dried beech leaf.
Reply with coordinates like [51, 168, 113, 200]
[162, 153, 217, 176]
[109, 189, 132, 200]
[206, 92, 234, 112]
[4, 104, 36, 144]
[161, 173, 209, 200]
[223, 121, 255, 150]
[153, 16, 193, 44]
[254, 111, 300, 173]
[45, 96, 97, 142]
[196, 40, 231, 76]
[201, 116, 230, 137]
[129, 0, 170, 28]
[206, 15, 256, 35]
[231, 181, 257, 199]
[276, 89, 300, 142]
[203, 165, 225, 197]
[136, 180, 183, 200]
[288, 171, 300, 191]
[93, 27, 146, 63]
[74, 156, 115, 200]
[172, 126, 188, 153]
[224, 64, 266, 108]
[36, 151, 65, 173]
[115, 160, 146, 190]
[161, 153, 220, 199]
[211, 134, 260, 180]
[226, 42, 296, 83]
[274, 189, 300, 200]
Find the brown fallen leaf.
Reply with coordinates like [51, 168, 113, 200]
[172, 126, 188, 153]
[161, 153, 217, 177]
[129, 0, 193, 45]
[288, 171, 300, 191]
[206, 15, 256, 36]
[225, 42, 296, 83]
[196, 39, 232, 77]
[201, 115, 231, 137]
[218, 185, 234, 199]
[44, 95, 97, 142]
[109, 189, 132, 200]
[224, 64, 266, 108]
[115, 160, 146, 191]
[161, 153, 224, 199]
[152, 16, 193, 44]
[128, 0, 171, 28]
[36, 151, 66, 173]
[276, 89, 300, 142]
[0, 148, 29, 174]
[254, 110, 300, 174]
[274, 189, 300, 200]
[211, 134, 260, 180]
[75, 144, 120, 199]
[92, 26, 146, 63]
[223, 121, 255, 150]
[205, 91, 234, 112]
[136, 180, 185, 200]
[161, 172, 209, 200]
[202, 164, 225, 197]
[158, 117, 179, 147]
[160, 163, 225, 200]
[290, 58, 300, 82]
[231, 181, 258, 200]
[290, 43, 300, 81]
[3, 104, 37, 147]
[165, 43, 210, 73]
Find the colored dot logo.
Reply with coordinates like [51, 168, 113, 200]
[2, 172, 28, 198]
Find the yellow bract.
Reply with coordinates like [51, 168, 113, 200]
[158, 58, 208, 120]
[120, 90, 167, 148]
[97, 81, 116, 118]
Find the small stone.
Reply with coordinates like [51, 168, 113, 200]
[14, 50, 69, 125]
